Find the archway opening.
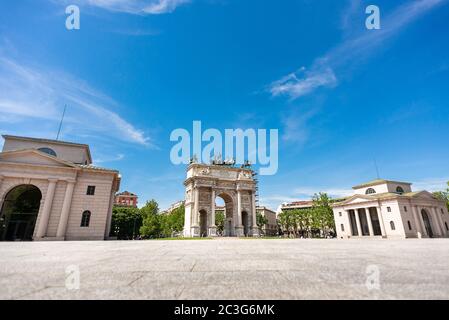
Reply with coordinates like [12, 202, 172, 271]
[199, 209, 208, 237]
[215, 193, 234, 237]
[0, 185, 42, 241]
[421, 209, 434, 238]
[242, 211, 250, 236]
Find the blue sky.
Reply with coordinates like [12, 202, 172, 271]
[1, 0, 448, 210]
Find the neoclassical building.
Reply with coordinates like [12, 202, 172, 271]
[0, 135, 120, 241]
[184, 163, 259, 237]
[332, 179, 449, 239]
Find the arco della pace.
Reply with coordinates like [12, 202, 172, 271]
[183, 163, 259, 237]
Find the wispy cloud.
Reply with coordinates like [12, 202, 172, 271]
[58, 0, 191, 15]
[294, 187, 353, 198]
[269, 0, 447, 100]
[0, 54, 153, 147]
[413, 178, 449, 192]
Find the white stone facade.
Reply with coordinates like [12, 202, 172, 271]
[184, 163, 259, 237]
[332, 179, 449, 239]
[0, 135, 120, 241]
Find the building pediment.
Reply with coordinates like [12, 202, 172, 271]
[0, 149, 77, 168]
[332, 194, 378, 207]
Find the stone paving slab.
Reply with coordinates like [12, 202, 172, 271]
[0, 239, 449, 300]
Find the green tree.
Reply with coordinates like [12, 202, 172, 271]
[256, 211, 268, 235]
[311, 192, 335, 237]
[140, 200, 161, 238]
[215, 210, 225, 235]
[110, 206, 142, 239]
[433, 182, 449, 212]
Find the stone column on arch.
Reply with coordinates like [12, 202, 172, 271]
[35, 178, 58, 239]
[435, 207, 447, 237]
[416, 206, 427, 237]
[234, 188, 244, 237]
[208, 188, 217, 236]
[56, 179, 76, 239]
[251, 190, 260, 237]
[191, 185, 200, 237]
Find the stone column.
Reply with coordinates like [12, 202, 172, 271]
[208, 188, 217, 236]
[235, 189, 244, 236]
[416, 206, 427, 237]
[431, 207, 443, 236]
[191, 186, 200, 237]
[377, 206, 386, 237]
[435, 207, 447, 236]
[412, 205, 423, 238]
[366, 208, 374, 236]
[251, 191, 260, 237]
[35, 179, 57, 239]
[0, 175, 4, 210]
[56, 180, 75, 239]
[355, 209, 362, 236]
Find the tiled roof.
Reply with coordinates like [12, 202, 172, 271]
[76, 164, 119, 173]
[352, 179, 411, 189]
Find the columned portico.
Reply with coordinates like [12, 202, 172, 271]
[332, 179, 449, 239]
[35, 178, 58, 239]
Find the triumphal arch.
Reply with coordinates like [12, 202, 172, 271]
[183, 163, 259, 237]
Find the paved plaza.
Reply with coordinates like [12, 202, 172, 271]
[1, 238, 449, 300]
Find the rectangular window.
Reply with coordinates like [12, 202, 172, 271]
[341, 224, 344, 232]
[387, 207, 391, 212]
[86, 186, 96, 195]
[404, 206, 407, 212]
[339, 212, 342, 217]
[407, 220, 412, 230]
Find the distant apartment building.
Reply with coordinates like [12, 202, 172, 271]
[280, 200, 314, 213]
[161, 200, 185, 215]
[256, 206, 278, 236]
[114, 191, 138, 208]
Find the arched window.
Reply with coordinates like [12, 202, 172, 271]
[38, 147, 57, 157]
[390, 221, 395, 231]
[396, 186, 404, 194]
[407, 220, 412, 230]
[80, 210, 91, 227]
[366, 188, 376, 195]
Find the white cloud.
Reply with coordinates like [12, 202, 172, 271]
[0, 55, 152, 147]
[58, 0, 191, 15]
[413, 178, 449, 192]
[269, 0, 447, 100]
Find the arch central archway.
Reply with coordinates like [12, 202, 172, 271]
[215, 192, 234, 237]
[0, 185, 42, 241]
